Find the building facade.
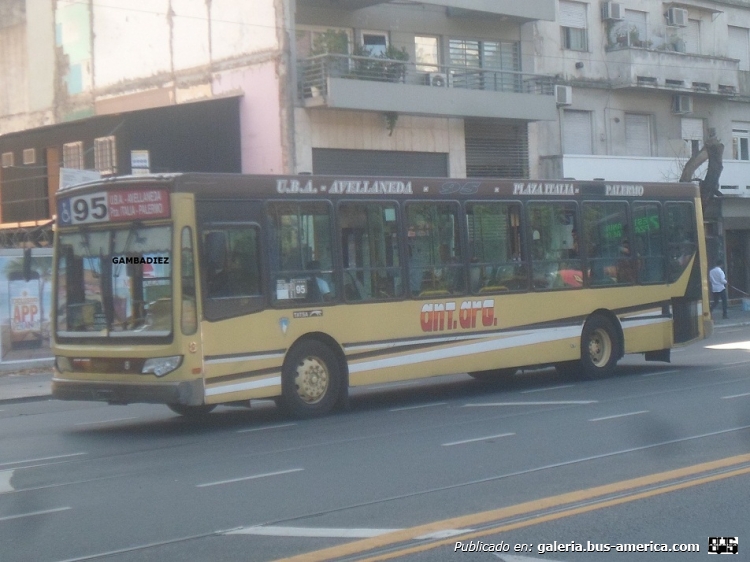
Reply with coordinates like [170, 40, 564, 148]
[0, 0, 748, 295]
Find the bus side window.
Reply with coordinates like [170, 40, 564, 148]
[268, 202, 336, 305]
[466, 202, 527, 294]
[632, 203, 665, 284]
[406, 202, 464, 297]
[582, 201, 633, 286]
[528, 202, 581, 290]
[339, 202, 402, 302]
[665, 202, 696, 283]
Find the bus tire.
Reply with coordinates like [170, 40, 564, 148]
[468, 368, 517, 382]
[281, 340, 341, 418]
[168, 404, 216, 417]
[580, 315, 620, 379]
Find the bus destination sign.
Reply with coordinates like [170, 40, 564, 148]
[58, 189, 171, 226]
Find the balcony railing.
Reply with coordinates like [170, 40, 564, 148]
[298, 54, 555, 101]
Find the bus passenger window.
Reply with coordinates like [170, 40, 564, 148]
[466, 203, 527, 293]
[632, 203, 665, 283]
[339, 202, 402, 302]
[406, 202, 464, 297]
[528, 202, 581, 290]
[665, 203, 696, 283]
[582, 202, 634, 286]
[203, 227, 261, 299]
[268, 202, 336, 305]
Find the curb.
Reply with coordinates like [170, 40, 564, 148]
[0, 394, 53, 405]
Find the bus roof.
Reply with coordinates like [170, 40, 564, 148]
[55, 172, 701, 201]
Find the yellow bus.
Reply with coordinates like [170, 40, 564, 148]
[51, 174, 711, 417]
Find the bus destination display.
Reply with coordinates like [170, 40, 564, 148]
[57, 188, 170, 226]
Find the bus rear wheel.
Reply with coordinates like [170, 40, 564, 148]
[281, 340, 342, 418]
[468, 368, 517, 382]
[168, 404, 216, 417]
[580, 315, 620, 379]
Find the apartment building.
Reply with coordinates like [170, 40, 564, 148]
[0, 0, 748, 295]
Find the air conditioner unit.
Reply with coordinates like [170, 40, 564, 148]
[601, 2, 623, 21]
[672, 94, 693, 114]
[555, 85, 573, 105]
[666, 7, 688, 27]
[427, 72, 449, 87]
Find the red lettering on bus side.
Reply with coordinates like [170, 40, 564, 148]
[433, 303, 445, 331]
[459, 301, 473, 329]
[421, 303, 434, 332]
[481, 300, 495, 327]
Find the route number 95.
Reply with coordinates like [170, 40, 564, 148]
[58, 192, 109, 226]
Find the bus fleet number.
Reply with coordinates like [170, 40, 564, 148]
[58, 192, 110, 226]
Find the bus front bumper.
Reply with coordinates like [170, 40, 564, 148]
[51, 377, 205, 406]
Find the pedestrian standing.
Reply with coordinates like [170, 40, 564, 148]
[709, 259, 728, 319]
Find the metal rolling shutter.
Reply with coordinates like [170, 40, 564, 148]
[464, 119, 529, 178]
[685, 20, 701, 54]
[625, 114, 652, 156]
[312, 149, 448, 176]
[562, 110, 592, 155]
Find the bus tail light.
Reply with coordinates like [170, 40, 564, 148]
[142, 356, 183, 377]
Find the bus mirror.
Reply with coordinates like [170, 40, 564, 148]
[205, 232, 227, 271]
[23, 248, 32, 281]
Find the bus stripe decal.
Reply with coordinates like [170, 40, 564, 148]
[205, 376, 281, 396]
[206, 366, 282, 385]
[205, 349, 285, 364]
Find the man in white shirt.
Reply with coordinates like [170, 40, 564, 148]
[709, 259, 728, 319]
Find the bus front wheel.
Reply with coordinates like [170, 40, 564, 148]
[580, 315, 620, 379]
[281, 340, 342, 418]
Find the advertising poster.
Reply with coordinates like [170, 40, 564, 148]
[0, 250, 53, 364]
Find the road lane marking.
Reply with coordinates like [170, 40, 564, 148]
[0, 470, 13, 493]
[237, 423, 297, 433]
[273, 452, 750, 562]
[520, 385, 575, 394]
[74, 417, 138, 426]
[589, 410, 649, 422]
[722, 392, 750, 399]
[226, 526, 401, 538]
[357, 465, 750, 561]
[464, 401, 596, 407]
[640, 369, 679, 377]
[416, 529, 474, 540]
[442, 433, 515, 447]
[196, 468, 303, 488]
[0, 507, 71, 522]
[0, 452, 87, 468]
[390, 402, 447, 412]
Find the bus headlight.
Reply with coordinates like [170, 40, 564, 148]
[55, 356, 72, 372]
[142, 356, 183, 377]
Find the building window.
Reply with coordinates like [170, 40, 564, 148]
[732, 125, 749, 160]
[624, 114, 651, 157]
[559, 0, 588, 51]
[681, 118, 704, 157]
[563, 110, 592, 154]
[295, 26, 351, 58]
[1, 152, 13, 168]
[728, 26, 749, 71]
[611, 10, 647, 47]
[449, 39, 519, 91]
[22, 148, 36, 165]
[685, 19, 700, 54]
[361, 31, 388, 56]
[94, 136, 117, 175]
[62, 141, 84, 169]
[415, 36, 439, 72]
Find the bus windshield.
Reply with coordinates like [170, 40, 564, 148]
[55, 225, 172, 338]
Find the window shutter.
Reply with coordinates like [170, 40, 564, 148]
[559, 1, 587, 28]
[685, 20, 700, 54]
[563, 110, 592, 155]
[681, 118, 704, 141]
[625, 114, 651, 156]
[729, 26, 750, 71]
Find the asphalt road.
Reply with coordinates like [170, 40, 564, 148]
[2, 328, 750, 562]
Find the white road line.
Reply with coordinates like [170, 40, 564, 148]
[390, 402, 448, 412]
[641, 369, 679, 377]
[464, 401, 596, 407]
[196, 468, 303, 488]
[74, 417, 138, 426]
[722, 392, 750, 399]
[237, 423, 296, 434]
[442, 432, 515, 447]
[0, 452, 87, 469]
[416, 529, 475, 540]
[520, 384, 575, 394]
[0, 470, 14, 494]
[725, 360, 750, 365]
[0, 507, 71, 522]
[225, 526, 400, 538]
[589, 410, 649, 422]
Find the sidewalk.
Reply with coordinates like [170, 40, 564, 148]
[1, 305, 749, 405]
